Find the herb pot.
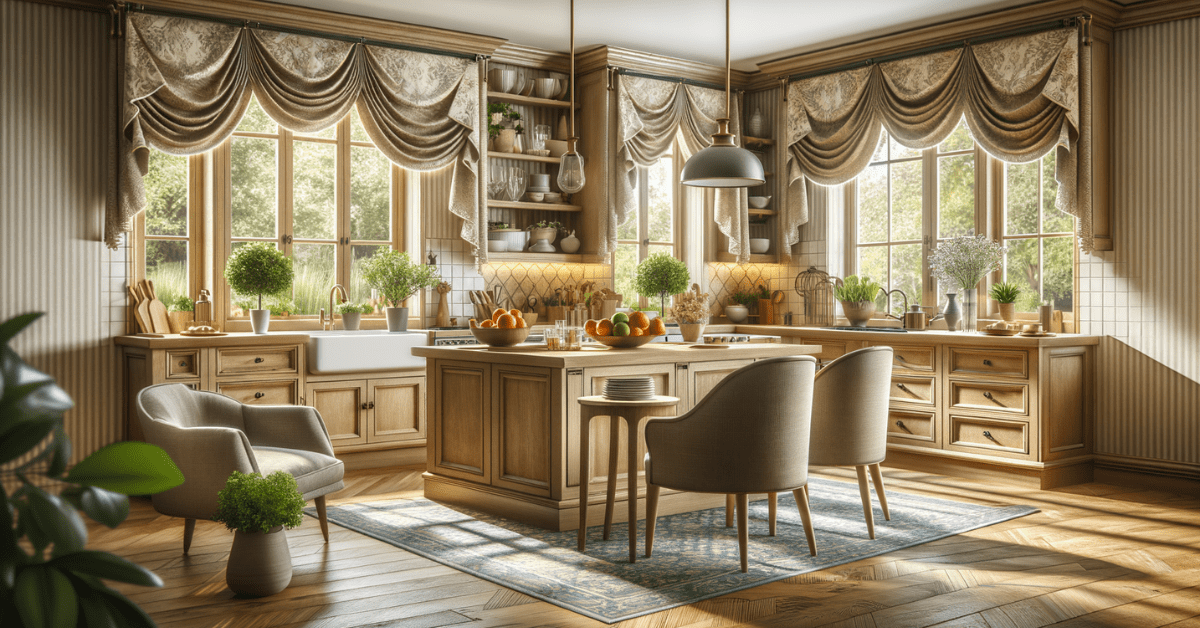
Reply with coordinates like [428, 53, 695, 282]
[341, 312, 362, 331]
[249, 309, 270, 334]
[840, 300, 875, 327]
[385, 307, 409, 332]
[226, 526, 292, 597]
[998, 302, 1016, 322]
[724, 305, 749, 324]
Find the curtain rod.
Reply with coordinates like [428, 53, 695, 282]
[787, 16, 1081, 83]
[122, 3, 478, 61]
[616, 68, 734, 94]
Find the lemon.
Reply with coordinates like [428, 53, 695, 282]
[613, 322, 631, 337]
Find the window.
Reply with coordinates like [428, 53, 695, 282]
[1002, 152, 1074, 313]
[227, 96, 397, 315]
[140, 150, 193, 309]
[853, 121, 977, 316]
[613, 152, 678, 311]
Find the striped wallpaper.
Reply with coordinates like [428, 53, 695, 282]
[1085, 16, 1200, 472]
[1, 1, 125, 462]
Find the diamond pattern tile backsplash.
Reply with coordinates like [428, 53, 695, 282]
[706, 241, 828, 324]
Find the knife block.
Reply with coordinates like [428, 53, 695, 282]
[757, 298, 776, 325]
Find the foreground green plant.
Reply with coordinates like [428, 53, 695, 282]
[213, 471, 305, 534]
[360, 250, 440, 309]
[989, 281, 1022, 304]
[835, 275, 883, 303]
[1, 313, 185, 627]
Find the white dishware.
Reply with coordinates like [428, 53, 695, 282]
[549, 72, 568, 99]
[534, 78, 558, 99]
[543, 192, 562, 203]
[489, 68, 516, 94]
[487, 239, 508, 253]
[560, 230, 580, 253]
[516, 70, 531, 95]
[529, 173, 550, 189]
[506, 167, 526, 202]
[527, 192, 544, 202]
[748, 196, 771, 209]
[749, 238, 770, 254]
[530, 239, 555, 253]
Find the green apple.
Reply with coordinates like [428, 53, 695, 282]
[613, 322, 631, 337]
[611, 312, 629, 325]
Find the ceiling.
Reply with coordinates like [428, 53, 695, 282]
[279, 0, 1041, 71]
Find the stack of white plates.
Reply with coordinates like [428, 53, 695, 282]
[527, 186, 551, 193]
[603, 376, 655, 401]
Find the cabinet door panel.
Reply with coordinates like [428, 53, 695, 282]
[305, 381, 367, 447]
[368, 377, 425, 444]
[689, 359, 754, 412]
[492, 367, 553, 495]
[432, 361, 490, 482]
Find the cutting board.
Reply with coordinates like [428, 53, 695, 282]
[128, 285, 150, 334]
[142, 279, 172, 334]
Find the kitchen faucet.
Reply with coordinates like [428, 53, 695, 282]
[880, 288, 908, 322]
[320, 284, 349, 331]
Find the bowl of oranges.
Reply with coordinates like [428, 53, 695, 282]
[470, 309, 531, 347]
[585, 311, 666, 349]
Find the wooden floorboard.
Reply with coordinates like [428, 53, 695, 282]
[86, 464, 1200, 628]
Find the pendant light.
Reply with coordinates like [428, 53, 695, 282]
[680, 0, 765, 188]
[557, 0, 585, 194]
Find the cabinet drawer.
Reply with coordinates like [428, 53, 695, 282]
[216, 379, 298, 406]
[880, 344, 935, 373]
[887, 408, 937, 445]
[890, 375, 936, 406]
[949, 348, 1028, 379]
[949, 380, 1028, 415]
[802, 339, 850, 363]
[216, 346, 298, 376]
[948, 414, 1029, 456]
[166, 350, 201, 379]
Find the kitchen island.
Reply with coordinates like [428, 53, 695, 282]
[411, 342, 821, 530]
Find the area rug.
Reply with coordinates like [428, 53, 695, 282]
[309, 477, 1036, 624]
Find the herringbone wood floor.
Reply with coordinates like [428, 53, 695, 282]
[90, 465, 1200, 628]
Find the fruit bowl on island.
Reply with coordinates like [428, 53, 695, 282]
[587, 333, 658, 349]
[585, 311, 665, 349]
[469, 326, 530, 347]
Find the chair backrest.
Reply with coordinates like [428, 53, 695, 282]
[137, 383, 246, 434]
[808, 346, 893, 467]
[644, 356, 817, 494]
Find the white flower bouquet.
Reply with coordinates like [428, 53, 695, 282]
[928, 235, 1005, 292]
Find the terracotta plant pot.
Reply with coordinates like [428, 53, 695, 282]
[679, 322, 706, 343]
[840, 300, 876, 327]
[385, 307, 409, 332]
[998, 302, 1016, 322]
[226, 527, 292, 597]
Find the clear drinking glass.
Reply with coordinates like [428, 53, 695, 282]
[532, 124, 550, 152]
[488, 161, 506, 199]
[507, 167, 527, 202]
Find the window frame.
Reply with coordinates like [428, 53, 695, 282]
[613, 143, 683, 310]
[133, 153, 204, 312]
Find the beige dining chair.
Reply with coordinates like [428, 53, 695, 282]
[136, 383, 345, 553]
[642, 356, 819, 573]
[769, 346, 894, 539]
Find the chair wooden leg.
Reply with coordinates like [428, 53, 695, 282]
[315, 495, 330, 543]
[856, 465, 876, 539]
[869, 463, 890, 521]
[603, 414, 620, 540]
[645, 484, 660, 557]
[736, 493, 750, 573]
[183, 518, 196, 555]
[768, 492, 777, 536]
[725, 494, 735, 528]
[792, 486, 817, 556]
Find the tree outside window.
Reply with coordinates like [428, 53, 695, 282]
[614, 153, 677, 312]
[1002, 152, 1074, 313]
[141, 150, 190, 309]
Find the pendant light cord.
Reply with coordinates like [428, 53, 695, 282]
[724, 0, 730, 120]
[569, 0, 576, 140]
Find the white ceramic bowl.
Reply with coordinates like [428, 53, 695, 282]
[543, 192, 562, 203]
[534, 78, 560, 100]
[487, 239, 509, 253]
[527, 192, 544, 202]
[488, 69, 517, 94]
[749, 238, 770, 254]
[748, 196, 772, 209]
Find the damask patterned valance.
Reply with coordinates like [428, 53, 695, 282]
[615, 74, 752, 263]
[112, 13, 484, 263]
[785, 27, 1092, 251]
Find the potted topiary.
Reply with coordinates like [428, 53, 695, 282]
[213, 470, 306, 597]
[225, 242, 294, 334]
[725, 288, 757, 324]
[335, 302, 372, 331]
[360, 250, 441, 332]
[634, 252, 690, 319]
[989, 281, 1022, 322]
[835, 275, 883, 327]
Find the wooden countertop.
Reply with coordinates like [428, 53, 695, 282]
[114, 332, 311, 349]
[728, 325, 1100, 347]
[412, 342, 822, 368]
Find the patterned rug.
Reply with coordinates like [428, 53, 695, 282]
[311, 477, 1035, 624]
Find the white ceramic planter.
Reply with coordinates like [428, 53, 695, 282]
[226, 527, 292, 597]
[385, 307, 409, 332]
[841, 300, 876, 327]
[340, 312, 361, 331]
[249, 309, 270, 334]
[724, 305, 749, 324]
[679, 322, 706, 342]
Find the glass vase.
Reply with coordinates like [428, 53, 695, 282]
[961, 285, 978, 333]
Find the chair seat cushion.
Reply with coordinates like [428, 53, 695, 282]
[253, 446, 345, 499]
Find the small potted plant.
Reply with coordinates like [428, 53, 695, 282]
[634, 252, 690, 318]
[225, 242, 294, 334]
[990, 281, 1022, 322]
[335, 301, 372, 330]
[725, 289, 757, 324]
[835, 275, 883, 327]
[167, 294, 194, 333]
[528, 220, 564, 248]
[360, 250, 441, 332]
[213, 470, 306, 597]
[488, 102, 523, 153]
[670, 283, 711, 342]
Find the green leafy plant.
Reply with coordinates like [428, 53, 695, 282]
[266, 300, 297, 317]
[487, 102, 522, 139]
[167, 295, 193, 313]
[728, 288, 758, 307]
[835, 275, 883, 303]
[360, 250, 440, 308]
[212, 471, 305, 535]
[487, 222, 510, 230]
[224, 242, 294, 311]
[528, 220, 563, 231]
[1, 313, 185, 627]
[989, 281, 1022, 304]
[335, 302, 373, 315]
[634, 253, 690, 317]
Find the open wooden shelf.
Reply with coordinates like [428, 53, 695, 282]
[488, 91, 572, 109]
[748, 208, 776, 216]
[744, 135, 774, 146]
[488, 200, 581, 212]
[486, 252, 582, 263]
[489, 152, 561, 165]
[716, 252, 777, 264]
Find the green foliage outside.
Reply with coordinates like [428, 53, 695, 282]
[1, 313, 185, 627]
[634, 253, 690, 316]
[212, 471, 305, 534]
[989, 281, 1022, 304]
[167, 294, 193, 313]
[335, 302, 373, 315]
[225, 242, 294, 311]
[835, 275, 884, 303]
[360, 250, 440, 308]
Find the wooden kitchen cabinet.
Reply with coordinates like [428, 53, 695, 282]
[305, 375, 426, 452]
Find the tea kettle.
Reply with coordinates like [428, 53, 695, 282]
[903, 304, 942, 330]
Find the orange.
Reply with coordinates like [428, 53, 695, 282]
[469, 318, 478, 328]
[514, 316, 528, 328]
[629, 311, 650, 330]
[509, 308, 522, 319]
[497, 314, 517, 329]
[480, 319, 495, 328]
[648, 318, 667, 336]
[595, 320, 613, 336]
[630, 327, 644, 337]
[492, 308, 507, 322]
[584, 319, 598, 335]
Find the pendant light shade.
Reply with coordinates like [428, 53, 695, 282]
[558, 0, 585, 194]
[681, 0, 764, 188]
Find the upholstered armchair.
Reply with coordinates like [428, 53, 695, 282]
[136, 383, 345, 553]
[642, 356, 819, 573]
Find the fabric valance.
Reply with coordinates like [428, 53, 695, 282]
[785, 27, 1091, 251]
[112, 13, 483, 261]
[615, 74, 752, 263]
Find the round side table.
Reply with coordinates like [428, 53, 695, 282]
[576, 395, 679, 563]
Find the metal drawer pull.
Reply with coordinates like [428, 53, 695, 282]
[254, 357, 264, 363]
[179, 361, 188, 367]
[367, 401, 375, 409]
[254, 392, 264, 399]
[983, 359, 993, 366]
[983, 430, 999, 443]
[895, 420, 911, 433]
[896, 355, 907, 362]
[361, 402, 368, 410]
[983, 391, 994, 400]
[896, 383, 910, 393]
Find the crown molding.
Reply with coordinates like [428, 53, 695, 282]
[489, 43, 570, 71]
[576, 45, 754, 90]
[1117, 0, 1200, 30]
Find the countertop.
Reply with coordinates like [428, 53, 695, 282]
[114, 332, 311, 348]
[411, 342, 822, 368]
[726, 325, 1100, 347]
